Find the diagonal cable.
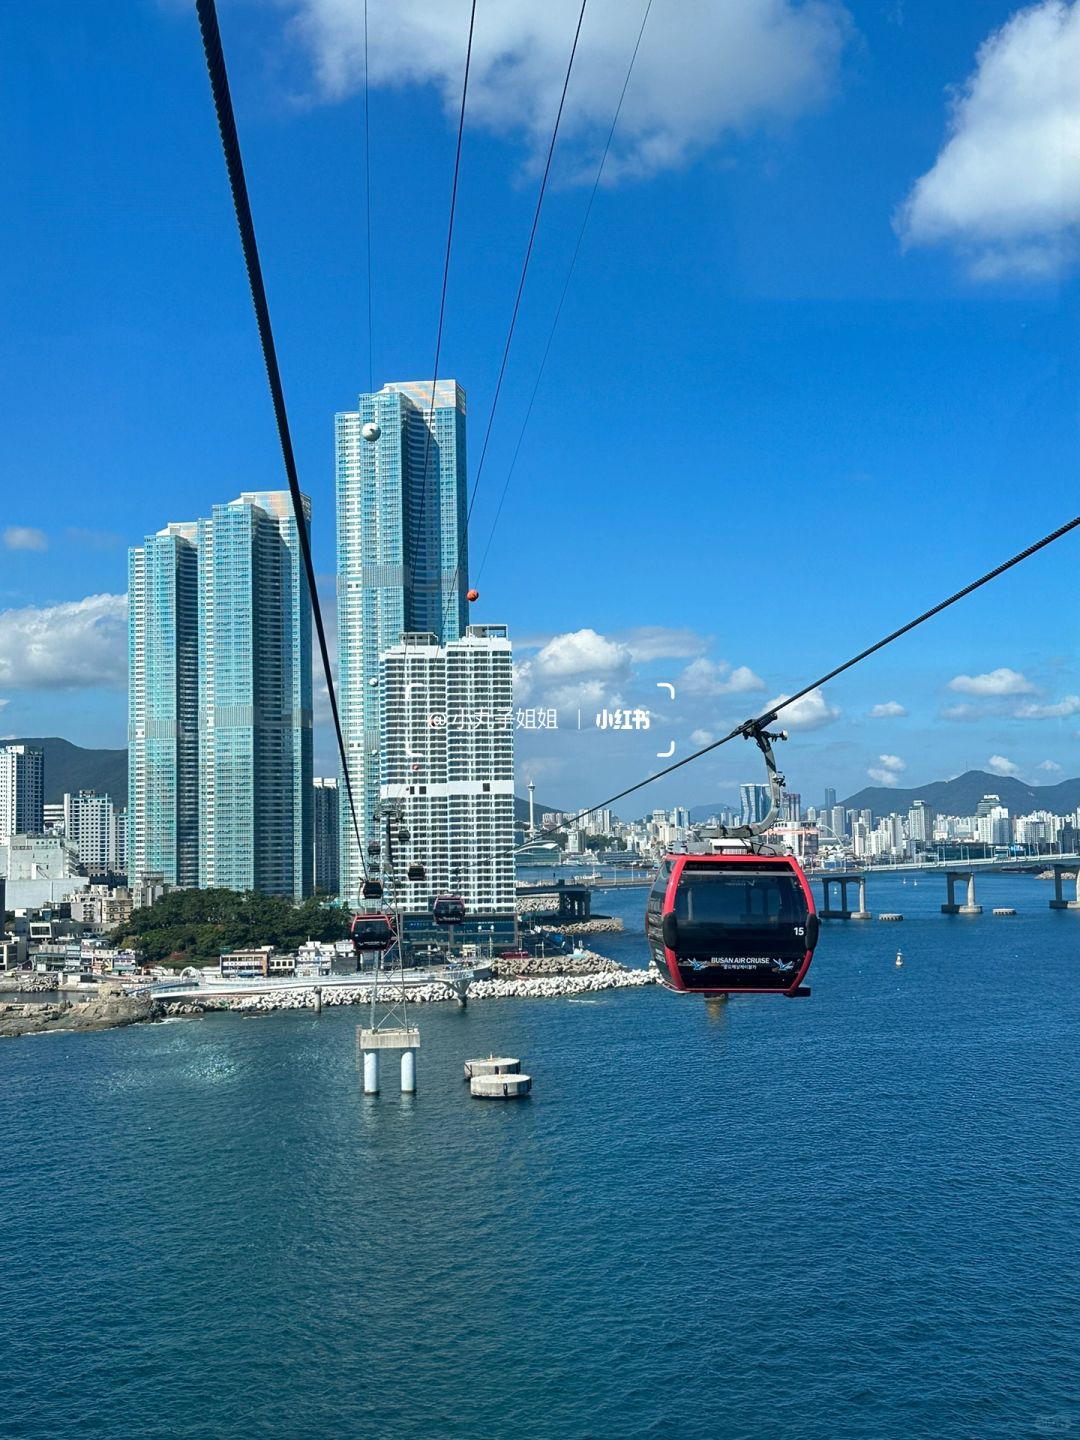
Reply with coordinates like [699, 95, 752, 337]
[516, 512, 1080, 846]
[477, 0, 653, 580]
[195, 0, 368, 878]
[405, 0, 478, 595]
[442, 0, 590, 636]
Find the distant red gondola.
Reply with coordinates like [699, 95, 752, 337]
[350, 913, 395, 951]
[432, 894, 466, 925]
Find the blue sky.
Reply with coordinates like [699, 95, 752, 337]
[2, 0, 1079, 814]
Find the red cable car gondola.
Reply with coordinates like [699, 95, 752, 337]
[350, 912, 395, 951]
[646, 851, 817, 995]
[432, 894, 466, 925]
[644, 718, 818, 997]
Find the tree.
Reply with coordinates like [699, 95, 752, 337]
[114, 888, 353, 969]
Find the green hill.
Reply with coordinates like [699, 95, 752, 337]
[840, 769, 1080, 821]
[8, 737, 127, 805]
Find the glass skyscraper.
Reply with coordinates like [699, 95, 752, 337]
[198, 492, 313, 898]
[128, 525, 199, 888]
[313, 777, 340, 895]
[336, 379, 469, 903]
[128, 493, 313, 899]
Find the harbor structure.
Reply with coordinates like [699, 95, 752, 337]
[336, 378, 469, 903]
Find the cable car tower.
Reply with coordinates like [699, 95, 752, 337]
[357, 798, 420, 1096]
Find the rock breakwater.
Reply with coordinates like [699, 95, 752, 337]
[160, 967, 657, 1016]
[493, 950, 622, 978]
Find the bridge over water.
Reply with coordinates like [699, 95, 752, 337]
[813, 856, 1080, 918]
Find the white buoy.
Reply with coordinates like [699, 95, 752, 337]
[361, 420, 381, 442]
[895, 950, 903, 967]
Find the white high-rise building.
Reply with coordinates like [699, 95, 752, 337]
[0, 745, 44, 842]
[64, 790, 120, 875]
[378, 626, 515, 915]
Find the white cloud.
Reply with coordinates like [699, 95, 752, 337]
[287, 0, 852, 182]
[533, 628, 630, 678]
[767, 687, 840, 731]
[515, 629, 631, 710]
[942, 703, 979, 721]
[0, 594, 127, 690]
[690, 728, 715, 746]
[680, 658, 766, 697]
[1037, 759, 1063, 773]
[868, 754, 905, 785]
[513, 658, 536, 703]
[988, 754, 1021, 777]
[547, 678, 623, 713]
[0, 699, 8, 712]
[617, 626, 710, 663]
[3, 527, 48, 552]
[868, 700, 907, 718]
[948, 667, 1034, 696]
[896, 0, 1080, 277]
[867, 767, 900, 786]
[1016, 694, 1080, 718]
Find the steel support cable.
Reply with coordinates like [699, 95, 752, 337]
[195, 0, 368, 879]
[441, 0, 590, 638]
[476, 0, 653, 581]
[363, 0, 373, 393]
[405, 0, 478, 586]
[514, 512, 1080, 848]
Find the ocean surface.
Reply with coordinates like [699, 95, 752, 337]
[3, 871, 1078, 1440]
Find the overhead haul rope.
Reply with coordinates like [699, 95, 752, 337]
[476, 0, 654, 580]
[195, 0, 369, 879]
[362, 0, 374, 393]
[405, 0, 478, 590]
[440, 0, 591, 639]
[515, 513, 1080, 849]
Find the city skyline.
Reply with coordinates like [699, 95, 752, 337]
[2, 2, 1079, 807]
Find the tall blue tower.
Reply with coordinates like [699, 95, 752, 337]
[336, 379, 469, 903]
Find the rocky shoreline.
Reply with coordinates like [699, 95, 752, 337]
[0, 994, 156, 1039]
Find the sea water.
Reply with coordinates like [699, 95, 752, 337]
[1, 872, 1077, 1439]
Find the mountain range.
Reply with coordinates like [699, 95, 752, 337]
[690, 769, 1080, 826]
[7, 738, 128, 806]
[7, 736, 561, 824]
[838, 769, 1080, 820]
